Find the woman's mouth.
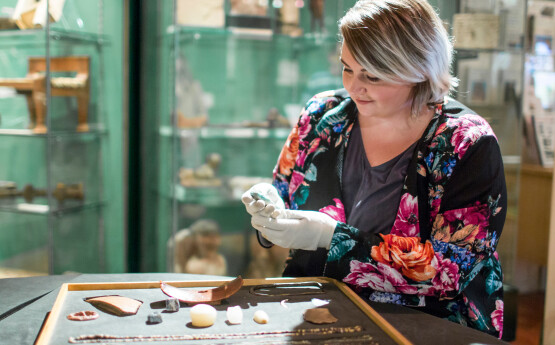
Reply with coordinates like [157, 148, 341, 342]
[355, 99, 373, 105]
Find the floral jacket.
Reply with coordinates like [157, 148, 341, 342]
[270, 89, 507, 338]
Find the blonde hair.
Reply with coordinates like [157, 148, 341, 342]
[339, 0, 458, 116]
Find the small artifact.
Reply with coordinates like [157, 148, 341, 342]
[226, 306, 243, 325]
[309, 0, 325, 33]
[165, 298, 180, 312]
[303, 308, 338, 324]
[0, 182, 84, 204]
[250, 281, 325, 296]
[66, 310, 99, 321]
[311, 298, 330, 307]
[280, 299, 289, 308]
[253, 310, 269, 324]
[160, 276, 243, 305]
[168, 219, 227, 275]
[0, 56, 90, 133]
[179, 153, 223, 187]
[147, 312, 163, 324]
[12, 0, 65, 29]
[52, 182, 84, 204]
[69, 326, 364, 343]
[84, 295, 143, 316]
[190, 304, 217, 327]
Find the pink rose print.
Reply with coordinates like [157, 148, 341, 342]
[296, 138, 322, 168]
[298, 113, 312, 140]
[288, 171, 305, 197]
[450, 115, 494, 159]
[391, 193, 419, 237]
[443, 203, 489, 241]
[430, 197, 441, 220]
[319, 198, 346, 222]
[491, 299, 504, 339]
[431, 253, 460, 298]
[296, 149, 307, 167]
[308, 138, 321, 155]
[343, 260, 418, 294]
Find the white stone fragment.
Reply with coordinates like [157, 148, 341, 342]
[253, 310, 269, 324]
[190, 304, 217, 327]
[226, 306, 243, 324]
[311, 298, 330, 307]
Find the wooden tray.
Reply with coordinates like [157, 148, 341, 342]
[36, 277, 412, 345]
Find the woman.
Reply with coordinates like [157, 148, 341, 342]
[242, 0, 506, 338]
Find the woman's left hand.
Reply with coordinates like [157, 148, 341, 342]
[251, 210, 337, 251]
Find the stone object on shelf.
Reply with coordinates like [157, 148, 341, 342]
[245, 232, 289, 278]
[0, 56, 90, 133]
[278, 0, 302, 37]
[230, 0, 268, 16]
[175, 54, 210, 128]
[165, 298, 180, 312]
[0, 182, 84, 204]
[310, 0, 325, 33]
[147, 312, 163, 324]
[167, 219, 228, 276]
[241, 108, 290, 128]
[253, 309, 269, 324]
[226, 305, 243, 324]
[189, 304, 217, 327]
[176, 0, 225, 28]
[0, 17, 18, 30]
[179, 153, 222, 187]
[12, 0, 66, 29]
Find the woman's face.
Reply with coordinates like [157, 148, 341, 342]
[341, 45, 415, 119]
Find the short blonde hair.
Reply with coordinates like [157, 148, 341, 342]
[339, 0, 457, 116]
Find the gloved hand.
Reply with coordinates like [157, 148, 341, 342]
[241, 183, 284, 218]
[251, 209, 337, 251]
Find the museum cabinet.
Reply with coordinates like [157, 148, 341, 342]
[141, 0, 526, 286]
[0, 0, 125, 275]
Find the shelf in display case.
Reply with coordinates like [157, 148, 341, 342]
[0, 127, 107, 138]
[0, 200, 105, 216]
[454, 47, 524, 60]
[172, 25, 339, 46]
[159, 125, 291, 140]
[0, 28, 109, 46]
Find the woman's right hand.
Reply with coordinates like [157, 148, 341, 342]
[241, 183, 284, 218]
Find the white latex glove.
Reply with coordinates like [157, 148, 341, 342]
[251, 209, 337, 251]
[241, 183, 284, 218]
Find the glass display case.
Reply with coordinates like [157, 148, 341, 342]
[141, 0, 355, 275]
[440, 0, 527, 286]
[142, 0, 525, 284]
[0, 0, 125, 275]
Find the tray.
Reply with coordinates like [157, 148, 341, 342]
[35, 277, 412, 345]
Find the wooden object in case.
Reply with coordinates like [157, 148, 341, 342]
[0, 56, 90, 133]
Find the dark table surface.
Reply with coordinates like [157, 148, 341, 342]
[0, 273, 508, 345]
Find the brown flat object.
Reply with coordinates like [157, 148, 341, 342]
[67, 310, 99, 321]
[84, 295, 143, 316]
[160, 276, 243, 304]
[303, 308, 338, 324]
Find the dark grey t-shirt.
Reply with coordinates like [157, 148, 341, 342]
[342, 120, 416, 235]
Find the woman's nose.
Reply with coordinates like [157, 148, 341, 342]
[350, 75, 366, 94]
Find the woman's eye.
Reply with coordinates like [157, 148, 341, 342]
[342, 67, 352, 73]
[366, 76, 380, 82]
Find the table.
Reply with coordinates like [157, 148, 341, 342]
[0, 273, 508, 345]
